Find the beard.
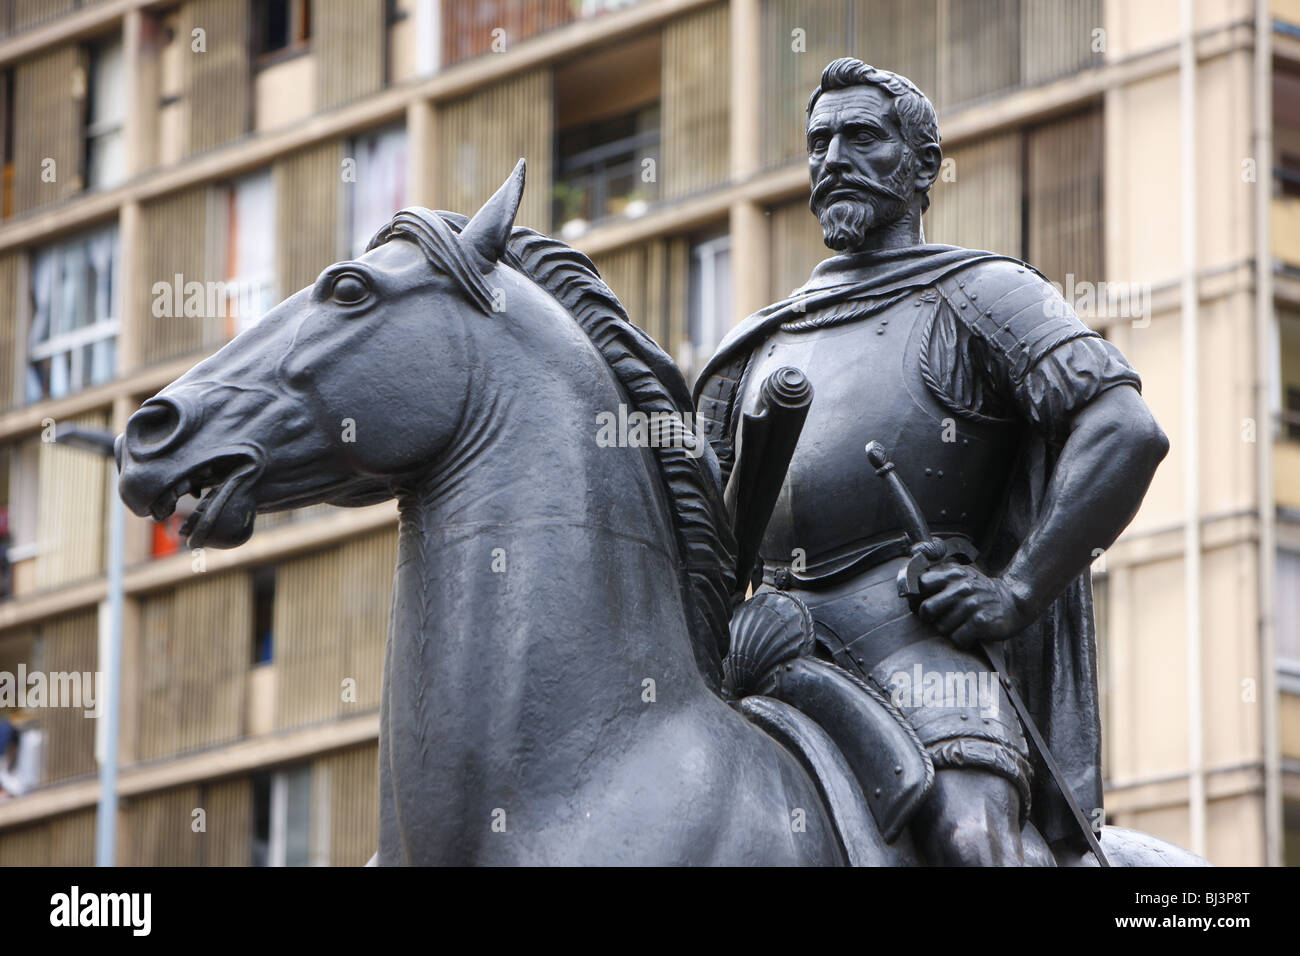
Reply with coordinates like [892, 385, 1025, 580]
[817, 197, 902, 252]
[811, 156, 916, 252]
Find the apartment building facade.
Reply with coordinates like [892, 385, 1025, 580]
[0, 0, 1294, 866]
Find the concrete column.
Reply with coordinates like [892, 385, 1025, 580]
[729, 0, 768, 329]
[123, 8, 158, 179]
[729, 199, 770, 328]
[116, 200, 143, 375]
[730, 0, 762, 182]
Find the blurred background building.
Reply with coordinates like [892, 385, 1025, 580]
[0, 0, 1294, 866]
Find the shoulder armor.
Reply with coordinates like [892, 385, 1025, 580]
[936, 259, 1098, 384]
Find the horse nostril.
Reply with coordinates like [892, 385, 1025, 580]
[126, 399, 186, 455]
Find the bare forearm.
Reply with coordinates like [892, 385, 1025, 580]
[1002, 386, 1169, 619]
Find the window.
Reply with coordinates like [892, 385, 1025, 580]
[85, 36, 126, 191]
[1287, 387, 1300, 443]
[224, 170, 276, 335]
[1279, 156, 1300, 200]
[1283, 309, 1300, 442]
[345, 125, 407, 258]
[252, 764, 317, 866]
[252, 566, 276, 665]
[682, 233, 731, 383]
[254, 0, 312, 60]
[0, 718, 41, 797]
[554, 103, 660, 236]
[26, 223, 119, 404]
[1287, 800, 1300, 869]
[1275, 68, 1300, 199]
[0, 440, 38, 598]
[1279, 550, 1300, 676]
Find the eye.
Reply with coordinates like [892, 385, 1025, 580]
[330, 272, 370, 306]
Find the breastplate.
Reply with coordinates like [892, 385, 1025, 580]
[738, 292, 1021, 580]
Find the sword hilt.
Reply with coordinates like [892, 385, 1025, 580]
[865, 441, 968, 608]
[864, 441, 934, 552]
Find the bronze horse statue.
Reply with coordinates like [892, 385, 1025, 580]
[117, 162, 1204, 866]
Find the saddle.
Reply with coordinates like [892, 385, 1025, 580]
[725, 590, 933, 863]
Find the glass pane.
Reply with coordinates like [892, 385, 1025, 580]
[25, 359, 50, 406]
[89, 37, 127, 128]
[87, 129, 126, 191]
[1279, 550, 1300, 662]
[48, 352, 69, 400]
[283, 765, 312, 866]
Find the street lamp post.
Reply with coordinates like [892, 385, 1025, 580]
[54, 426, 122, 868]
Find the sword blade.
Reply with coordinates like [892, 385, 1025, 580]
[982, 640, 1111, 867]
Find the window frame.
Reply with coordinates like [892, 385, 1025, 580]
[25, 223, 120, 405]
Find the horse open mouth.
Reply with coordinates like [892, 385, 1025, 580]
[149, 454, 261, 550]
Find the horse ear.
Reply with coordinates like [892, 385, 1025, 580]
[459, 158, 525, 272]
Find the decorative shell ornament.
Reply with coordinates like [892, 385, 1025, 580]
[723, 590, 817, 698]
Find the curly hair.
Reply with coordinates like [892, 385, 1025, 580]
[806, 57, 941, 212]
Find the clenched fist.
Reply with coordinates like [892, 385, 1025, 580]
[916, 563, 1035, 648]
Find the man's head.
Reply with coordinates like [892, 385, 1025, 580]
[806, 58, 942, 252]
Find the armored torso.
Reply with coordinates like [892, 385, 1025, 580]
[738, 287, 1019, 583]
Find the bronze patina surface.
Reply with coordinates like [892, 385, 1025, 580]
[117, 60, 1204, 867]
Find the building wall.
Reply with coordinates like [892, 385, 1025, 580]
[0, 0, 1291, 867]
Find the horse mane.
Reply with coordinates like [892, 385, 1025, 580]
[429, 211, 738, 690]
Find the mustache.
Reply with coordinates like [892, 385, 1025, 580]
[811, 173, 910, 209]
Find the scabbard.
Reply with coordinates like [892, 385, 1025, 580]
[723, 367, 812, 598]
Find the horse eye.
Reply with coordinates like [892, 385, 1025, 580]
[331, 273, 369, 305]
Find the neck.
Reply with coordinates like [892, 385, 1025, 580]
[381, 327, 712, 856]
[843, 203, 924, 254]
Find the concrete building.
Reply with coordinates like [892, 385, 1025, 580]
[0, 0, 1293, 866]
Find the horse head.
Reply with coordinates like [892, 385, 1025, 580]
[118, 161, 542, 548]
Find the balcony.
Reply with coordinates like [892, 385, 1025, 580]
[440, 0, 644, 69]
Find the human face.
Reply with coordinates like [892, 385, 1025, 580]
[807, 85, 915, 250]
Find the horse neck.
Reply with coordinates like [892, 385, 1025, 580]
[388, 334, 713, 782]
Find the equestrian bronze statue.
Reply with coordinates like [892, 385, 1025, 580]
[116, 58, 1205, 866]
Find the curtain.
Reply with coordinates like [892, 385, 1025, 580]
[348, 126, 408, 257]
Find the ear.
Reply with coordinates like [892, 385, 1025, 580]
[913, 143, 942, 194]
[459, 158, 526, 272]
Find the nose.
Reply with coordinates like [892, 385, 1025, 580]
[824, 134, 849, 172]
[125, 397, 188, 458]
